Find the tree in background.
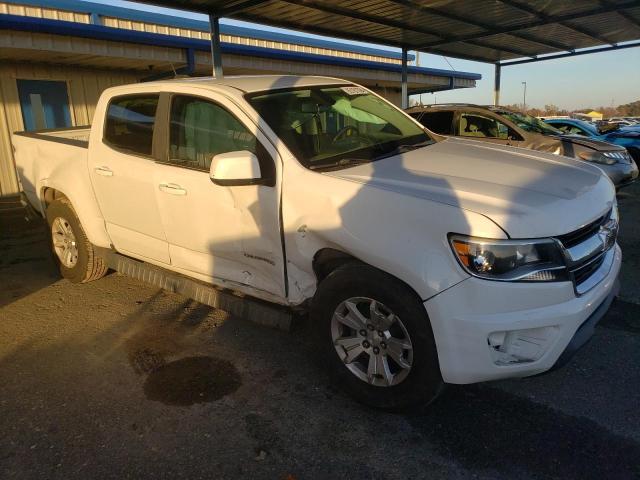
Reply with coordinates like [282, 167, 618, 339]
[544, 104, 560, 116]
[617, 100, 640, 116]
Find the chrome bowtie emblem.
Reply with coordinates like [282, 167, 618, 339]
[598, 220, 617, 251]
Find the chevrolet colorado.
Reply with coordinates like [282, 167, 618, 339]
[12, 76, 620, 409]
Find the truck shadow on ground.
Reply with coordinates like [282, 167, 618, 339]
[407, 384, 640, 479]
[0, 198, 58, 308]
[0, 271, 639, 478]
[111, 285, 640, 478]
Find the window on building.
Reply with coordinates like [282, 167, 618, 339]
[104, 95, 159, 156]
[413, 111, 454, 135]
[169, 96, 257, 171]
[17, 79, 72, 132]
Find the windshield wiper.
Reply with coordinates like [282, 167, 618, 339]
[372, 140, 432, 160]
[309, 158, 370, 171]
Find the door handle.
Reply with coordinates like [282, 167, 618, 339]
[159, 183, 187, 196]
[94, 166, 113, 177]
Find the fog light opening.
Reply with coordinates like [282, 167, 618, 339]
[488, 326, 558, 366]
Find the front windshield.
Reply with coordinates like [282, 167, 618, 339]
[497, 110, 563, 136]
[574, 120, 599, 136]
[247, 85, 432, 170]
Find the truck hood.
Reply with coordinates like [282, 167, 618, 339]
[323, 137, 615, 238]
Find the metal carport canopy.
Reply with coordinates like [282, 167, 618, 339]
[137, 0, 640, 105]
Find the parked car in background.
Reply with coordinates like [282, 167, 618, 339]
[544, 117, 640, 163]
[12, 76, 621, 409]
[407, 104, 638, 189]
[608, 117, 639, 126]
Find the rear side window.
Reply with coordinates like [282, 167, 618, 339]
[104, 95, 159, 156]
[413, 111, 454, 135]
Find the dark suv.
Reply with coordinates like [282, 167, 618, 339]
[406, 104, 638, 189]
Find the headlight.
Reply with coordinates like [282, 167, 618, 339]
[578, 150, 624, 165]
[449, 235, 568, 282]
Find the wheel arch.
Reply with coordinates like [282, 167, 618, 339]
[40, 184, 111, 249]
[312, 248, 425, 306]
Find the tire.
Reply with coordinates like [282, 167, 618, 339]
[311, 263, 444, 410]
[45, 198, 108, 283]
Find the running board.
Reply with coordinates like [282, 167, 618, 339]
[102, 251, 294, 331]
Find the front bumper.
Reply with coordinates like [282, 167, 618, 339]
[425, 244, 621, 384]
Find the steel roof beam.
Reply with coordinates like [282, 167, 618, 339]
[279, 0, 535, 58]
[412, 0, 637, 50]
[388, 0, 572, 53]
[616, 10, 640, 30]
[599, 0, 640, 30]
[499, 41, 640, 66]
[495, 0, 615, 45]
[214, 0, 270, 16]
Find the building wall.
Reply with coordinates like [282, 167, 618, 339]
[0, 1, 403, 65]
[0, 62, 139, 195]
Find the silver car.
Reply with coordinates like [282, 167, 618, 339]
[407, 104, 639, 189]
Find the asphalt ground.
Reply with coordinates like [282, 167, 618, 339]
[1, 184, 639, 480]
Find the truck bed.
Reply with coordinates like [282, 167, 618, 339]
[14, 126, 91, 148]
[12, 126, 91, 214]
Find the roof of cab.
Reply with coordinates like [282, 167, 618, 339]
[147, 75, 352, 93]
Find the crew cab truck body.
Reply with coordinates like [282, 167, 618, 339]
[13, 76, 621, 409]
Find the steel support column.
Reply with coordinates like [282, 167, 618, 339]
[401, 47, 408, 109]
[209, 14, 223, 78]
[493, 63, 501, 106]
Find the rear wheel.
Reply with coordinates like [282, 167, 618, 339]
[46, 199, 108, 283]
[312, 263, 443, 410]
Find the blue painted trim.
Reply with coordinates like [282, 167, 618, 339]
[0, 14, 481, 81]
[2, 0, 415, 61]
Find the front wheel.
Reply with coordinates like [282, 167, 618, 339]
[311, 263, 443, 410]
[45, 198, 108, 283]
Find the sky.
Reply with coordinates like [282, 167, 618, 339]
[88, 0, 640, 111]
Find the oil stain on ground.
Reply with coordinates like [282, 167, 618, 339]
[143, 355, 241, 406]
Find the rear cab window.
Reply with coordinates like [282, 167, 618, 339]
[412, 111, 454, 135]
[104, 95, 159, 156]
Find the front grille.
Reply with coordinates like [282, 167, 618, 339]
[572, 253, 606, 285]
[555, 209, 616, 293]
[556, 210, 610, 248]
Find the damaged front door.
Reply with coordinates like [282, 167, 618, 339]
[154, 93, 285, 299]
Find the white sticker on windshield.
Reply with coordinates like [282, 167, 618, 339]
[340, 86, 369, 96]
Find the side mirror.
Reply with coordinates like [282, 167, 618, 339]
[209, 150, 262, 186]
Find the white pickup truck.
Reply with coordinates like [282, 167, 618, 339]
[13, 76, 620, 409]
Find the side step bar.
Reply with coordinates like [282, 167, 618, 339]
[101, 251, 294, 331]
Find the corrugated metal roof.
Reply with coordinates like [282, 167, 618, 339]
[135, 0, 640, 63]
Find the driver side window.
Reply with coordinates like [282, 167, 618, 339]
[459, 113, 515, 140]
[169, 96, 257, 171]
